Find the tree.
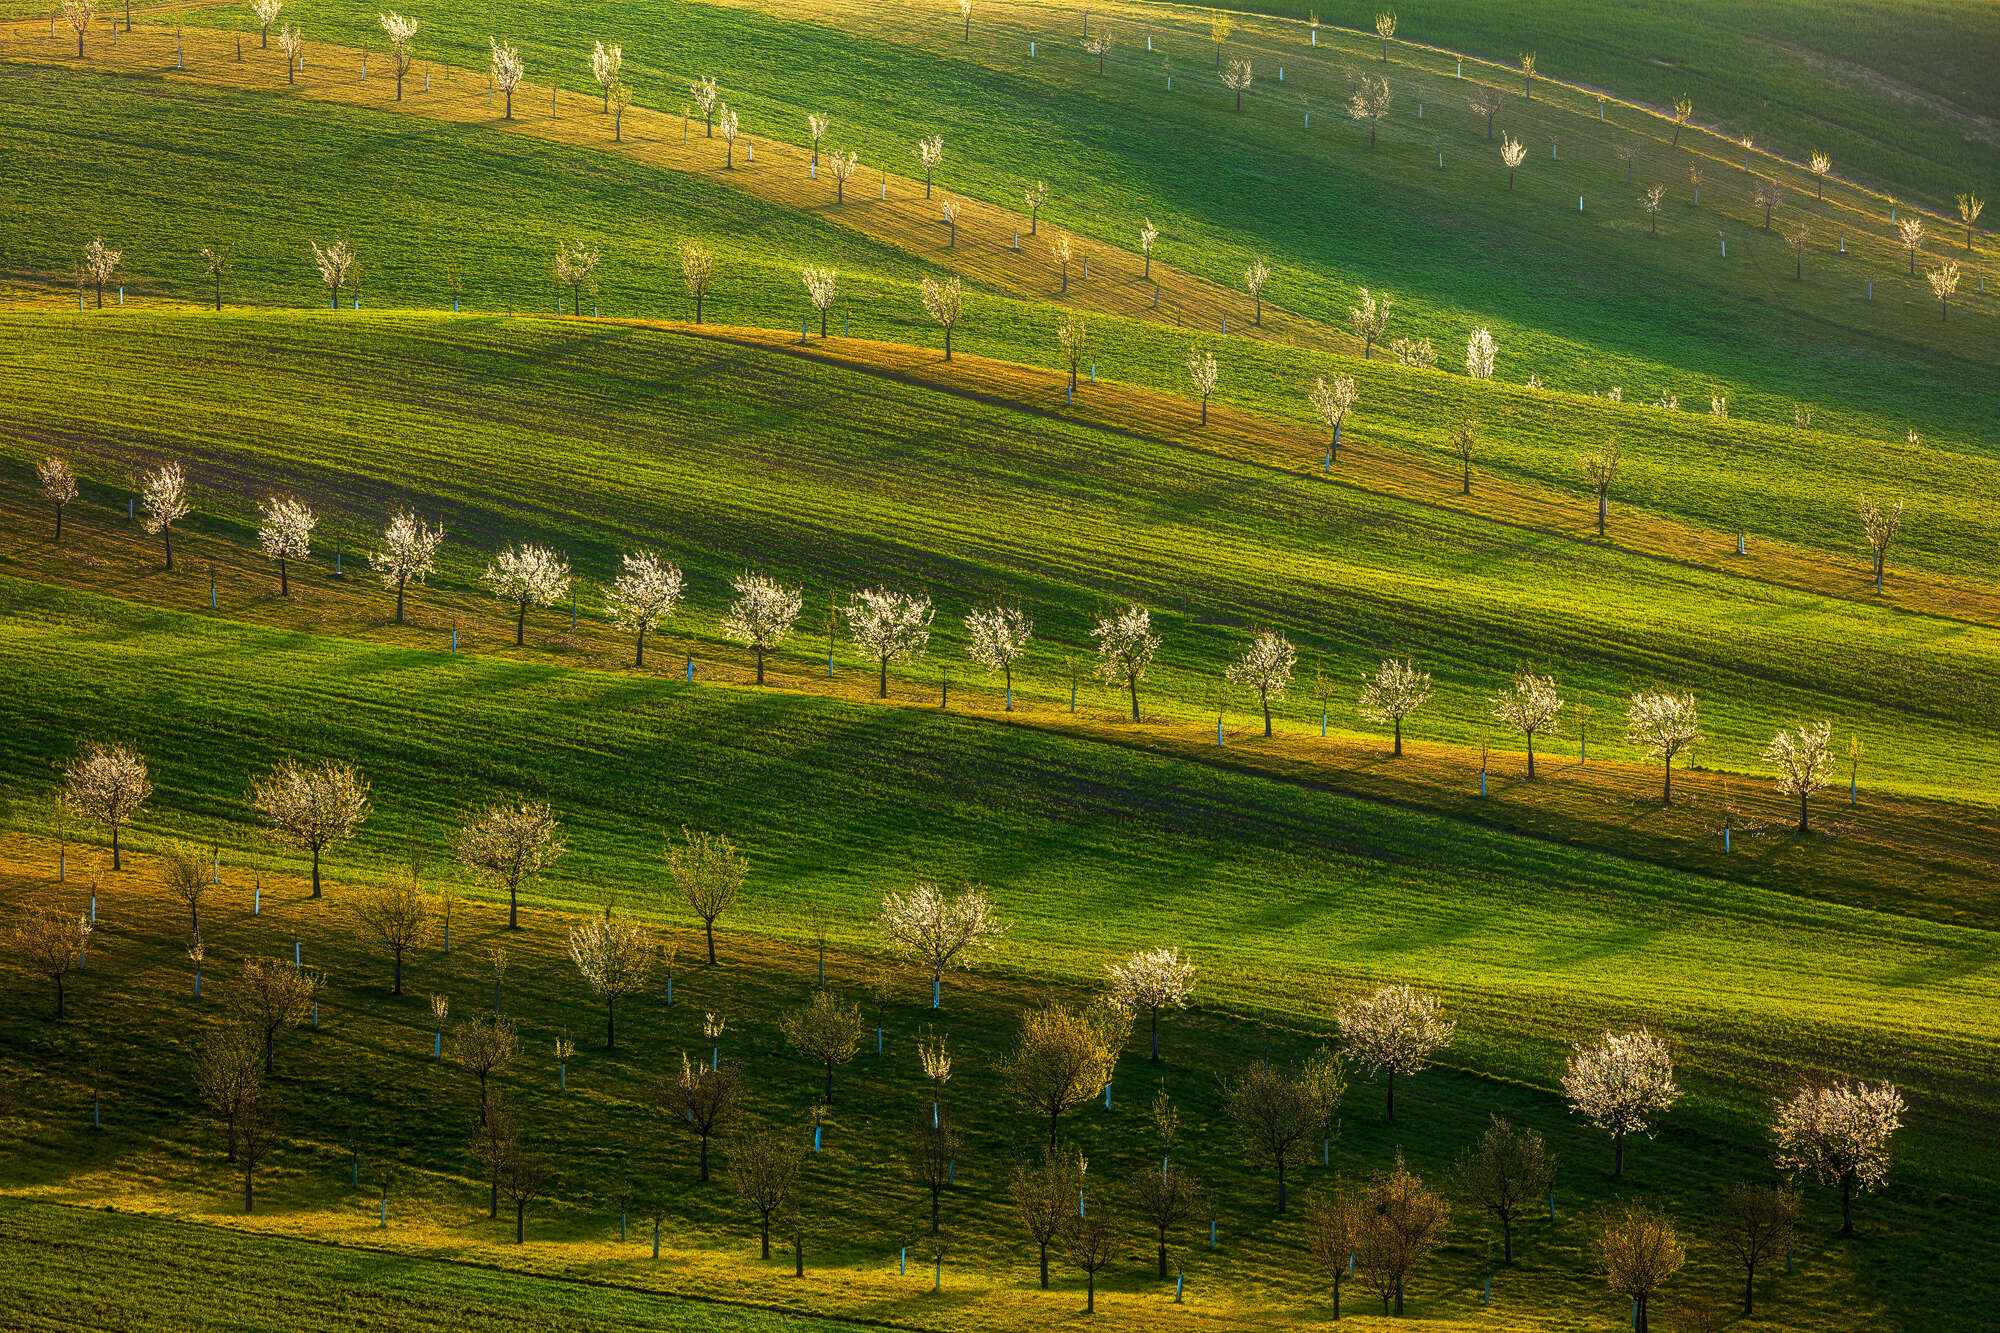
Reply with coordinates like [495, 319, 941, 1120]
[16, 906, 91, 1019]
[1752, 177, 1783, 230]
[37, 456, 78, 542]
[727, 1125, 804, 1258]
[1186, 348, 1220, 425]
[907, 1103, 959, 1234]
[608, 80, 632, 140]
[252, 0, 282, 48]
[1897, 216, 1925, 274]
[64, 743, 151, 871]
[1244, 258, 1271, 322]
[493, 1106, 548, 1242]
[450, 1014, 518, 1125]
[232, 956, 319, 1075]
[1856, 493, 1904, 594]
[1492, 671, 1563, 777]
[257, 494, 315, 596]
[920, 275, 965, 359]
[958, 0, 970, 40]
[1307, 374, 1357, 467]
[668, 827, 747, 965]
[483, 544, 571, 646]
[249, 759, 369, 899]
[490, 38, 524, 119]
[1614, 143, 1640, 184]
[780, 990, 864, 1099]
[691, 76, 718, 135]
[1598, 1204, 1684, 1333]
[1092, 604, 1160, 722]
[1500, 134, 1526, 190]
[1019, 179, 1051, 237]
[1358, 658, 1433, 756]
[1927, 261, 1960, 322]
[1670, 96, 1692, 144]
[722, 571, 804, 684]
[1210, 12, 1231, 67]
[1131, 1162, 1203, 1280]
[1336, 983, 1454, 1120]
[914, 135, 944, 198]
[353, 873, 432, 996]
[1626, 691, 1702, 803]
[236, 1084, 281, 1213]
[589, 39, 621, 112]
[456, 799, 564, 931]
[568, 907, 653, 1049]
[1716, 1184, 1798, 1315]
[718, 106, 741, 167]
[1227, 1054, 1342, 1213]
[553, 242, 599, 316]
[1221, 59, 1253, 112]
[1055, 310, 1087, 394]
[964, 605, 1030, 705]
[1390, 336, 1436, 369]
[1349, 288, 1389, 358]
[195, 1024, 262, 1161]
[845, 586, 932, 697]
[805, 112, 828, 169]
[310, 239, 354, 308]
[1307, 1183, 1364, 1318]
[1468, 86, 1501, 141]
[1957, 192, 1985, 250]
[1786, 222, 1811, 277]
[1060, 1191, 1123, 1313]
[1012, 1000, 1130, 1148]
[1454, 1115, 1555, 1265]
[1050, 235, 1075, 293]
[1562, 1029, 1681, 1176]
[161, 840, 214, 940]
[1763, 720, 1833, 832]
[1641, 183, 1667, 234]
[381, 12, 417, 100]
[1348, 75, 1392, 149]
[1227, 631, 1296, 736]
[1518, 51, 1537, 99]
[78, 236, 119, 308]
[139, 461, 191, 570]
[1011, 1146, 1085, 1289]
[827, 150, 858, 203]
[1357, 1154, 1450, 1316]
[665, 1052, 739, 1185]
[1465, 326, 1497, 379]
[371, 508, 444, 623]
[608, 552, 684, 667]
[678, 240, 715, 321]
[1139, 218, 1158, 278]
[1773, 1079, 1903, 1234]
[1444, 417, 1476, 494]
[276, 25, 303, 84]
[1082, 30, 1111, 74]
[878, 881, 1004, 1007]
[1105, 947, 1194, 1060]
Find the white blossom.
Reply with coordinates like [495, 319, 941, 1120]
[1358, 658, 1433, 755]
[589, 39, 622, 106]
[1349, 288, 1390, 358]
[1309, 373, 1358, 464]
[607, 552, 685, 667]
[965, 605, 1032, 706]
[920, 276, 965, 359]
[1763, 720, 1832, 831]
[1106, 947, 1195, 1059]
[140, 462, 191, 569]
[878, 881, 1005, 1005]
[1465, 327, 1497, 379]
[1226, 630, 1296, 736]
[483, 544, 571, 645]
[801, 264, 837, 335]
[915, 134, 944, 197]
[310, 240, 355, 303]
[1186, 348, 1220, 424]
[1491, 671, 1563, 777]
[1773, 1080, 1903, 1233]
[827, 150, 859, 203]
[1562, 1029, 1681, 1174]
[1626, 690, 1701, 803]
[257, 494, 316, 595]
[64, 743, 152, 870]
[846, 587, 933, 697]
[1093, 604, 1160, 721]
[690, 76, 719, 133]
[1336, 984, 1454, 1119]
[371, 509, 443, 622]
[568, 908, 654, 1049]
[722, 572, 803, 683]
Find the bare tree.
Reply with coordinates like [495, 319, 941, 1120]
[1307, 1182, 1364, 1318]
[1227, 631, 1296, 736]
[380, 12, 418, 100]
[371, 509, 443, 623]
[1783, 222, 1811, 278]
[494, 1106, 548, 1242]
[1563, 1029, 1681, 1176]
[1131, 1162, 1203, 1280]
[1013, 1000, 1130, 1148]
[1447, 417, 1477, 494]
[232, 956, 320, 1074]
[139, 461, 191, 569]
[249, 759, 369, 899]
[1763, 720, 1832, 832]
[1751, 177, 1783, 230]
[64, 743, 151, 870]
[678, 240, 714, 321]
[37, 456, 79, 542]
[1187, 348, 1220, 425]
[1093, 604, 1160, 721]
[1011, 1146, 1085, 1289]
[1454, 1115, 1555, 1264]
[78, 236, 119, 309]
[354, 873, 433, 995]
[257, 494, 315, 595]
[608, 552, 684, 667]
[1060, 1189, 1123, 1313]
[1227, 1053, 1342, 1213]
[846, 586, 932, 697]
[1309, 374, 1358, 467]
[162, 840, 214, 939]
[1897, 216, 1925, 274]
[1716, 1184, 1797, 1316]
[310, 240, 354, 307]
[451, 1014, 518, 1125]
[1626, 691, 1702, 803]
[1105, 947, 1194, 1060]
[666, 1051, 740, 1184]
[1348, 288, 1389, 358]
[456, 799, 564, 930]
[1222, 59, 1253, 112]
[1357, 1154, 1450, 1316]
[568, 906, 653, 1048]
[668, 827, 746, 965]
[907, 1103, 959, 1234]
[780, 990, 864, 1099]
[195, 1024, 262, 1161]
[16, 906, 92, 1018]
[1490, 671, 1564, 776]
[1468, 86, 1501, 141]
[1500, 134, 1526, 190]
[483, 544, 571, 646]
[1598, 1204, 1684, 1333]
[723, 572, 804, 683]
[1210, 12, 1231, 67]
[727, 1125, 804, 1257]
[1926, 261, 1960, 322]
[1348, 74, 1392, 149]
[878, 881, 1004, 1008]
[1773, 1079, 1903, 1234]
[489, 38, 524, 119]
[1337, 983, 1453, 1119]
[1358, 658, 1433, 756]
[915, 135, 944, 198]
[236, 1084, 281, 1213]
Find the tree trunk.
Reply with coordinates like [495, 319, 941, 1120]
[1799, 790, 1810, 834]
[1840, 1177, 1853, 1233]
[795, 1235, 803, 1276]
[1502, 1214, 1513, 1264]
[112, 823, 122, 871]
[1049, 1105, 1061, 1149]
[1614, 1132, 1625, 1176]
[311, 844, 322, 899]
[944, 326, 952, 360]
[1263, 694, 1273, 736]
[1039, 1241, 1049, 1289]
[606, 994, 617, 1049]
[515, 603, 527, 645]
[54, 976, 65, 1020]
[509, 883, 519, 930]
[1276, 1155, 1287, 1213]
[1150, 1009, 1160, 1060]
[705, 917, 718, 964]
[1743, 1261, 1756, 1315]
[1394, 1282, 1405, 1316]
[1663, 758, 1673, 804]
[54, 503, 64, 541]
[505, 90, 512, 119]
[1386, 1068, 1396, 1120]
[1393, 717, 1403, 756]
[393, 951, 403, 995]
[164, 527, 175, 570]
[755, 646, 766, 684]
[1158, 1236, 1169, 1278]
[244, 1163, 254, 1212]
[1636, 1292, 1648, 1333]
[1526, 733, 1537, 778]
[699, 1136, 709, 1182]
[395, 577, 407, 623]
[760, 1218, 770, 1259]
[1087, 1272, 1095, 1313]
[824, 1062, 834, 1100]
[515, 1202, 525, 1242]
[635, 624, 646, 667]
[264, 1030, 274, 1076]
[878, 657, 888, 698]
[931, 1189, 940, 1232]
[1128, 674, 1140, 722]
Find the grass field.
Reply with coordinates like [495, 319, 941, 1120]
[0, 1, 1995, 1328]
